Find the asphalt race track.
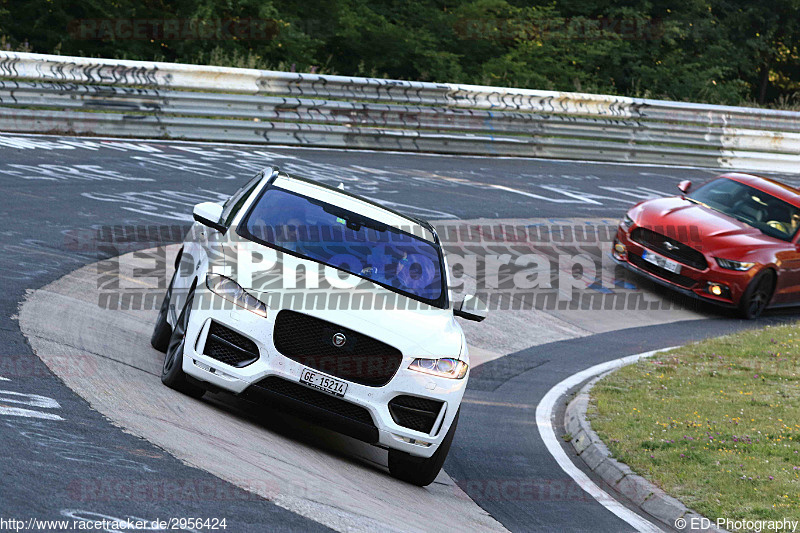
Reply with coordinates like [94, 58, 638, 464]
[2, 133, 799, 532]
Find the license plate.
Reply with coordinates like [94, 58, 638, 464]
[642, 249, 682, 274]
[299, 368, 348, 397]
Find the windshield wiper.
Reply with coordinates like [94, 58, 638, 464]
[685, 197, 703, 206]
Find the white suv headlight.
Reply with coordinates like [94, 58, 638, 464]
[206, 274, 268, 317]
[408, 358, 468, 379]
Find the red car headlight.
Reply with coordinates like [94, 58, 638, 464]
[620, 214, 634, 231]
[715, 258, 755, 271]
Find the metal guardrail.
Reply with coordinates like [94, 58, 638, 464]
[1, 52, 799, 172]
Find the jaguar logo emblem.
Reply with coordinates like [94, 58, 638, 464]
[332, 332, 346, 348]
[663, 241, 679, 251]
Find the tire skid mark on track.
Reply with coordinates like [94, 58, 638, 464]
[0, 376, 163, 474]
[3, 132, 765, 221]
[7, 417, 158, 472]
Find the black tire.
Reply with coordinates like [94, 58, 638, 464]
[388, 410, 459, 487]
[737, 270, 775, 320]
[150, 268, 177, 352]
[161, 287, 205, 398]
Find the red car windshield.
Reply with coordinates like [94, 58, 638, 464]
[688, 178, 800, 242]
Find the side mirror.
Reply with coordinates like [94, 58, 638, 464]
[454, 294, 488, 322]
[677, 180, 692, 194]
[193, 202, 227, 233]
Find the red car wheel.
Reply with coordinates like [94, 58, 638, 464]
[737, 270, 775, 319]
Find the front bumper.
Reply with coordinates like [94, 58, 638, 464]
[613, 226, 754, 309]
[180, 293, 466, 458]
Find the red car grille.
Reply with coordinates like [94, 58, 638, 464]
[630, 228, 708, 270]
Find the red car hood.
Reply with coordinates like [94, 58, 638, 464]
[630, 197, 783, 257]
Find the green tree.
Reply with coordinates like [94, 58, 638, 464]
[1, 0, 798, 107]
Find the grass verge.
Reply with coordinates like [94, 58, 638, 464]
[590, 322, 800, 522]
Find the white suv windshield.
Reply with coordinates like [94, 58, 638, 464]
[238, 186, 446, 307]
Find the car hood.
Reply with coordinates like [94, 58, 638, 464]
[218, 240, 464, 360]
[630, 197, 785, 257]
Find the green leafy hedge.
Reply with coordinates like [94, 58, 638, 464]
[1, 0, 798, 107]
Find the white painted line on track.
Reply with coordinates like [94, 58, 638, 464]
[536, 348, 678, 533]
[0, 406, 64, 420]
[0, 376, 9, 381]
[0, 132, 740, 173]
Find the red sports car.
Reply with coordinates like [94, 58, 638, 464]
[613, 173, 800, 319]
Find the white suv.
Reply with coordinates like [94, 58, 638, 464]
[151, 167, 486, 486]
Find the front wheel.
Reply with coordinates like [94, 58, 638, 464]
[737, 270, 775, 320]
[161, 287, 205, 398]
[150, 268, 177, 352]
[388, 410, 459, 487]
